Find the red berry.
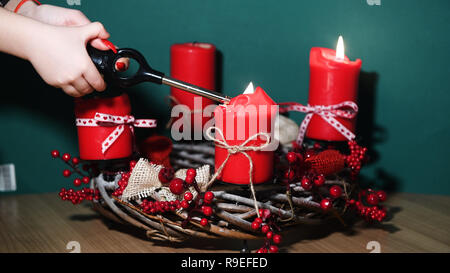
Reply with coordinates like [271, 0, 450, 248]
[269, 245, 278, 253]
[251, 221, 261, 230]
[129, 160, 137, 170]
[284, 170, 295, 180]
[204, 191, 214, 202]
[203, 206, 213, 216]
[261, 225, 270, 233]
[200, 218, 208, 226]
[186, 168, 197, 178]
[377, 190, 387, 202]
[82, 176, 90, 184]
[314, 175, 325, 187]
[158, 168, 174, 184]
[329, 185, 343, 198]
[169, 178, 184, 195]
[266, 231, 273, 239]
[185, 175, 195, 185]
[273, 234, 282, 244]
[73, 178, 81, 187]
[51, 150, 60, 158]
[181, 200, 189, 209]
[366, 193, 379, 206]
[301, 177, 313, 190]
[63, 169, 71, 177]
[254, 217, 262, 224]
[71, 157, 80, 165]
[305, 149, 316, 159]
[262, 209, 271, 219]
[62, 153, 71, 162]
[286, 152, 297, 163]
[184, 191, 193, 201]
[320, 198, 332, 211]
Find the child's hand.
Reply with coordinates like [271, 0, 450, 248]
[26, 22, 110, 97]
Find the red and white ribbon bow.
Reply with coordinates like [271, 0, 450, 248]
[278, 101, 358, 145]
[76, 112, 157, 154]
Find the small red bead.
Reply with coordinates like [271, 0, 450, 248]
[204, 191, 214, 202]
[184, 191, 193, 201]
[320, 198, 332, 211]
[62, 153, 71, 162]
[377, 190, 387, 202]
[273, 234, 282, 244]
[269, 245, 278, 253]
[314, 175, 325, 187]
[203, 206, 213, 216]
[301, 177, 313, 190]
[51, 150, 60, 158]
[71, 157, 80, 165]
[169, 178, 185, 195]
[286, 152, 297, 163]
[329, 185, 343, 198]
[186, 168, 197, 178]
[366, 193, 379, 206]
[63, 169, 71, 177]
[73, 178, 81, 187]
[181, 200, 189, 209]
[82, 176, 90, 184]
[251, 221, 261, 230]
[200, 218, 208, 226]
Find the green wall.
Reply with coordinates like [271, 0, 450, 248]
[1, 0, 449, 194]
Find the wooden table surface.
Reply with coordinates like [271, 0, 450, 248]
[0, 192, 449, 253]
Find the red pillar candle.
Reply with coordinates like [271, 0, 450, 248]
[214, 84, 277, 185]
[74, 93, 133, 160]
[306, 37, 362, 141]
[170, 43, 216, 132]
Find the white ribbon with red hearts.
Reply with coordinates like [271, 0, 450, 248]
[278, 101, 358, 145]
[76, 112, 157, 154]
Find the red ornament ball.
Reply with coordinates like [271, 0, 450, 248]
[366, 193, 379, 206]
[158, 167, 174, 184]
[329, 185, 343, 198]
[320, 198, 333, 211]
[51, 150, 60, 158]
[184, 191, 193, 201]
[62, 153, 71, 162]
[169, 178, 185, 195]
[63, 169, 71, 177]
[301, 177, 313, 190]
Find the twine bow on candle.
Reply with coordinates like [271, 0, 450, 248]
[205, 126, 271, 218]
[76, 112, 157, 154]
[278, 101, 358, 145]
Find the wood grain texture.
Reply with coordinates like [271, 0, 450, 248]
[0, 193, 449, 253]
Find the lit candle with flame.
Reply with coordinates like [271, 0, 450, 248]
[306, 36, 362, 141]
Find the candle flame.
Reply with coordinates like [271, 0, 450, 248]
[243, 82, 255, 94]
[336, 35, 345, 60]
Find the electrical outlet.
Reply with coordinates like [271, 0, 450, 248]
[0, 164, 17, 192]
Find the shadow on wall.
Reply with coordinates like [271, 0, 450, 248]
[357, 71, 401, 193]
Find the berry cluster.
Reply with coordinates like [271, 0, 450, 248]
[251, 209, 282, 253]
[59, 187, 99, 204]
[345, 141, 368, 179]
[140, 199, 181, 214]
[347, 189, 387, 222]
[181, 186, 215, 227]
[51, 150, 91, 187]
[112, 160, 136, 197]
